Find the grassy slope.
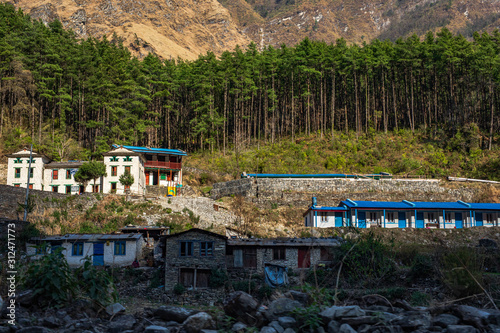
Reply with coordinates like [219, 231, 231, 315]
[186, 130, 500, 181]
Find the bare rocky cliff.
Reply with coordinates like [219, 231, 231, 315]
[7, 0, 250, 60]
[5, 0, 500, 59]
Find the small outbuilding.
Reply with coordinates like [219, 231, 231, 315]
[27, 233, 144, 267]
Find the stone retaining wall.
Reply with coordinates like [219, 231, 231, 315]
[211, 178, 479, 207]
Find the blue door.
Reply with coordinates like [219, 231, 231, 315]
[335, 212, 343, 227]
[455, 213, 463, 229]
[358, 212, 366, 228]
[93, 243, 104, 266]
[398, 212, 406, 228]
[416, 212, 424, 228]
[475, 212, 483, 227]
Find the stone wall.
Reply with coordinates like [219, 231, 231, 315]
[164, 230, 227, 291]
[211, 178, 479, 207]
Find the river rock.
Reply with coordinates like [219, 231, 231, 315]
[223, 291, 259, 325]
[183, 312, 215, 333]
[154, 305, 198, 323]
[432, 313, 460, 327]
[266, 298, 303, 321]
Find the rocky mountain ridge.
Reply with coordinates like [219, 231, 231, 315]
[5, 0, 500, 59]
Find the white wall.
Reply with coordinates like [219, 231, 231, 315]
[103, 151, 145, 195]
[7, 154, 48, 190]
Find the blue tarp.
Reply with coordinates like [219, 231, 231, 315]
[264, 264, 289, 288]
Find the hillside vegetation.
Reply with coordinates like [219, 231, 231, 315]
[0, 4, 499, 163]
[186, 130, 500, 181]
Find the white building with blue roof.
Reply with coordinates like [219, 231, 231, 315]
[6, 144, 187, 196]
[304, 197, 500, 229]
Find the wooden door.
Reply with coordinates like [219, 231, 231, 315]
[298, 248, 310, 268]
[145, 172, 150, 185]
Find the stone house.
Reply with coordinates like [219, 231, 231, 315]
[164, 228, 227, 292]
[27, 233, 144, 267]
[226, 237, 341, 274]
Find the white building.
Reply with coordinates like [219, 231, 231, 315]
[5, 144, 186, 196]
[26, 233, 144, 267]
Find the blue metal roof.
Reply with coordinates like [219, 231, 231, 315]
[339, 200, 500, 211]
[112, 144, 187, 156]
[309, 207, 348, 211]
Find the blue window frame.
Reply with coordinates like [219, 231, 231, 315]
[114, 241, 126, 255]
[72, 242, 84, 256]
[200, 242, 214, 256]
[180, 241, 194, 257]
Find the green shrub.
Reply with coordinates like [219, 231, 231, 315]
[209, 268, 228, 288]
[22, 247, 75, 307]
[440, 247, 483, 297]
[173, 283, 186, 295]
[410, 253, 434, 279]
[75, 259, 117, 306]
[232, 281, 256, 293]
[291, 305, 323, 331]
[258, 285, 274, 299]
[410, 291, 431, 306]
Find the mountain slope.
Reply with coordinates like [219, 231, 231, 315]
[5, 0, 500, 59]
[7, 0, 250, 60]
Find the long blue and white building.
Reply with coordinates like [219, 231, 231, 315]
[304, 198, 500, 229]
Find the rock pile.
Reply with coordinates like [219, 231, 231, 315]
[2, 291, 500, 332]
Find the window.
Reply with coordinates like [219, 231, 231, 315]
[200, 242, 214, 256]
[111, 166, 117, 176]
[66, 169, 71, 179]
[243, 248, 257, 268]
[72, 243, 83, 256]
[320, 212, 327, 222]
[445, 213, 453, 224]
[485, 213, 495, 225]
[66, 185, 72, 194]
[386, 212, 395, 223]
[52, 169, 59, 180]
[14, 184, 20, 187]
[27, 158, 35, 164]
[114, 241, 126, 255]
[52, 186, 59, 193]
[14, 157, 22, 164]
[110, 156, 119, 162]
[320, 248, 334, 261]
[160, 173, 167, 180]
[15, 168, 21, 178]
[28, 184, 33, 189]
[273, 248, 286, 260]
[28, 168, 34, 178]
[124, 166, 131, 174]
[110, 182, 117, 192]
[123, 156, 133, 162]
[180, 241, 194, 257]
[369, 212, 378, 224]
[428, 213, 435, 223]
[180, 268, 195, 288]
[124, 184, 130, 191]
[92, 185, 99, 193]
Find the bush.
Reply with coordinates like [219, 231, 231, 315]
[440, 247, 483, 297]
[22, 247, 75, 307]
[232, 280, 256, 293]
[410, 253, 434, 279]
[173, 283, 186, 295]
[338, 232, 395, 286]
[410, 291, 431, 306]
[75, 259, 117, 306]
[209, 268, 228, 288]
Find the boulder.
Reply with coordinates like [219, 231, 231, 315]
[17, 290, 35, 307]
[338, 323, 357, 333]
[283, 329, 295, 333]
[108, 314, 137, 332]
[105, 303, 126, 316]
[327, 320, 341, 333]
[284, 290, 310, 305]
[447, 325, 478, 333]
[268, 321, 284, 333]
[17, 327, 53, 333]
[277, 316, 296, 329]
[319, 306, 365, 322]
[223, 291, 260, 325]
[432, 314, 460, 328]
[144, 325, 169, 333]
[154, 306, 198, 323]
[478, 239, 498, 248]
[393, 311, 431, 330]
[454, 305, 491, 328]
[266, 298, 303, 321]
[260, 326, 277, 333]
[183, 312, 215, 333]
[41, 316, 61, 328]
[232, 322, 248, 332]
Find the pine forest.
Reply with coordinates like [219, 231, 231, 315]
[0, 3, 499, 167]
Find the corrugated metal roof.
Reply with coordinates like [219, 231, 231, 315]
[112, 144, 187, 156]
[31, 233, 143, 242]
[228, 237, 342, 247]
[339, 200, 500, 211]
